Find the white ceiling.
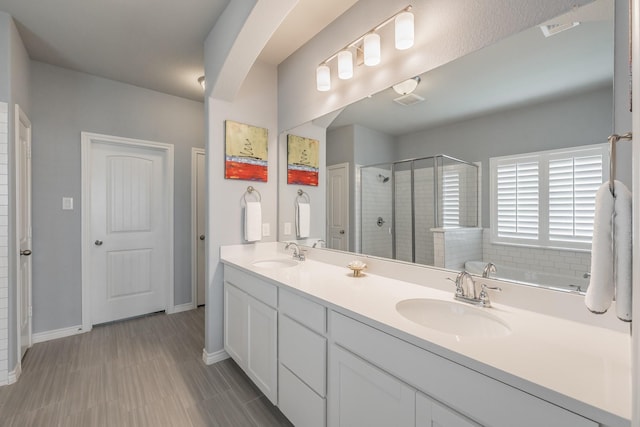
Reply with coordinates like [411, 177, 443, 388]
[0, 0, 357, 101]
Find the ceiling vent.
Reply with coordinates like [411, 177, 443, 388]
[540, 22, 580, 37]
[393, 93, 425, 106]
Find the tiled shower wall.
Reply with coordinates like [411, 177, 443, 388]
[361, 167, 392, 259]
[0, 103, 9, 384]
[481, 229, 591, 280]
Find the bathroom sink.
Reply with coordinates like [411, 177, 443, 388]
[251, 258, 298, 269]
[396, 298, 511, 338]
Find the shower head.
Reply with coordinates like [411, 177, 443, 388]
[377, 174, 390, 183]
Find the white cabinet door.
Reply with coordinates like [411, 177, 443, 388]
[328, 345, 415, 427]
[247, 295, 278, 404]
[224, 282, 247, 366]
[417, 392, 481, 427]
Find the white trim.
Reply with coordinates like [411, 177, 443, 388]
[81, 132, 175, 331]
[167, 302, 196, 314]
[191, 148, 205, 309]
[203, 348, 229, 365]
[32, 325, 85, 344]
[14, 104, 32, 365]
[7, 362, 21, 385]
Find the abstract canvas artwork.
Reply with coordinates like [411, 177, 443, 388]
[287, 134, 319, 186]
[225, 120, 268, 182]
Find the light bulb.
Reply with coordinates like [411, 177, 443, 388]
[337, 50, 353, 80]
[316, 64, 331, 91]
[395, 11, 414, 50]
[364, 33, 381, 66]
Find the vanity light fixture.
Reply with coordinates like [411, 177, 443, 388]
[315, 5, 414, 91]
[338, 50, 354, 79]
[198, 75, 206, 90]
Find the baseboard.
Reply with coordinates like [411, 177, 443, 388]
[32, 325, 84, 344]
[167, 302, 196, 314]
[7, 362, 21, 384]
[203, 348, 229, 365]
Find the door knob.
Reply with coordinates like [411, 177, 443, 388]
[199, 235, 205, 240]
[95, 240, 103, 246]
[339, 230, 345, 234]
[20, 249, 32, 256]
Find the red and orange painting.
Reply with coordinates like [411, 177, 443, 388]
[287, 134, 319, 186]
[225, 120, 268, 182]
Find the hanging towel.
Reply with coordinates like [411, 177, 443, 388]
[244, 201, 262, 242]
[585, 182, 615, 314]
[613, 181, 632, 321]
[296, 202, 311, 238]
[585, 180, 633, 321]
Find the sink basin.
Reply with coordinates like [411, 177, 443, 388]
[251, 258, 298, 269]
[396, 298, 511, 338]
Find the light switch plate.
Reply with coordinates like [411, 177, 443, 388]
[284, 222, 292, 235]
[262, 223, 270, 237]
[62, 197, 73, 210]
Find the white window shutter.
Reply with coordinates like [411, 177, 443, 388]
[496, 161, 539, 239]
[442, 170, 459, 226]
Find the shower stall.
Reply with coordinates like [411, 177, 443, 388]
[360, 155, 479, 265]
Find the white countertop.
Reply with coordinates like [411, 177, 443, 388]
[220, 243, 631, 427]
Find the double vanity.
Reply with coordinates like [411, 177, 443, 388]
[220, 242, 630, 427]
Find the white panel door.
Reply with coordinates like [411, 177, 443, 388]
[327, 163, 349, 251]
[195, 150, 206, 306]
[90, 141, 169, 324]
[16, 105, 32, 359]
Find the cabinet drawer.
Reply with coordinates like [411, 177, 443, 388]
[279, 314, 326, 396]
[224, 266, 277, 308]
[279, 288, 326, 333]
[331, 311, 597, 427]
[279, 364, 325, 427]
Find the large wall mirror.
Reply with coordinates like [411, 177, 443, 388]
[279, 0, 623, 293]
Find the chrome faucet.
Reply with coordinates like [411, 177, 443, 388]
[448, 270, 501, 307]
[482, 262, 497, 278]
[285, 242, 306, 261]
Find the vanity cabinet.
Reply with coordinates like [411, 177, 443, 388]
[328, 344, 415, 427]
[329, 311, 598, 427]
[416, 392, 481, 427]
[223, 266, 277, 404]
[278, 289, 327, 427]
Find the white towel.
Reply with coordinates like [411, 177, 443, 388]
[613, 181, 632, 321]
[296, 202, 311, 238]
[585, 180, 632, 321]
[244, 202, 262, 242]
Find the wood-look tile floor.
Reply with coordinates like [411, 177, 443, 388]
[0, 307, 294, 427]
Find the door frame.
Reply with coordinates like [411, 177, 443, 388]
[15, 104, 32, 364]
[81, 132, 174, 332]
[191, 147, 205, 308]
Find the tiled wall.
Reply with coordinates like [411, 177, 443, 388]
[0, 102, 8, 384]
[361, 167, 392, 259]
[433, 227, 483, 270]
[481, 228, 590, 280]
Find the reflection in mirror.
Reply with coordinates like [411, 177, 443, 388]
[280, 0, 620, 293]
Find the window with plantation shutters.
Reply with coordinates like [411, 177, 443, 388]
[442, 169, 460, 226]
[490, 144, 608, 250]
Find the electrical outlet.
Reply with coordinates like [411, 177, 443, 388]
[262, 223, 270, 237]
[284, 222, 292, 235]
[62, 197, 73, 210]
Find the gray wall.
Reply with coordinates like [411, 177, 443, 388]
[395, 86, 614, 227]
[30, 61, 204, 333]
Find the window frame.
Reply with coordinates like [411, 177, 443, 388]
[490, 143, 609, 251]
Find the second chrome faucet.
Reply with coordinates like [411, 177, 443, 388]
[449, 270, 501, 308]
